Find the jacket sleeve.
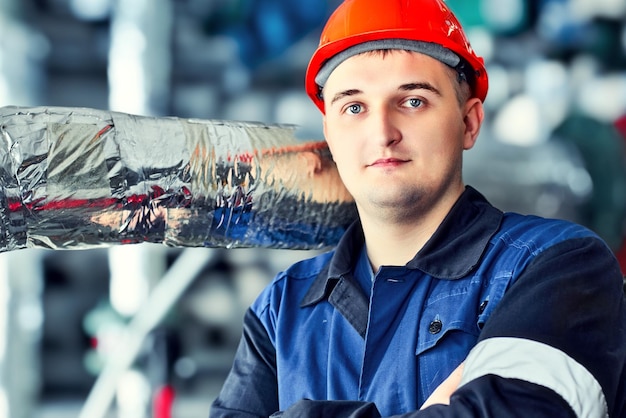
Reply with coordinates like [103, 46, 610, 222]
[210, 308, 279, 418]
[273, 236, 626, 418]
[272, 377, 577, 418]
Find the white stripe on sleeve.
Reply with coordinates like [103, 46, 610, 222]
[459, 337, 608, 418]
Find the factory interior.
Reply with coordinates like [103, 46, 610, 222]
[0, 0, 625, 416]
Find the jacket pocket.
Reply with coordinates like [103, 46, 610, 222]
[415, 289, 481, 405]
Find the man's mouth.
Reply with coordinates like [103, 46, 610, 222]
[369, 158, 409, 167]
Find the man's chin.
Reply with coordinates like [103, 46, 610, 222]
[366, 191, 428, 218]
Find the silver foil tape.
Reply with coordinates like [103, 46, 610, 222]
[0, 106, 357, 251]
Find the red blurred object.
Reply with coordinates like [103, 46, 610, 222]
[616, 114, 626, 142]
[616, 114, 626, 275]
[617, 239, 626, 276]
[153, 385, 175, 418]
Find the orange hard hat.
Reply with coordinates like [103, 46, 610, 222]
[305, 0, 489, 113]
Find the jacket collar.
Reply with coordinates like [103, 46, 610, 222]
[301, 186, 503, 306]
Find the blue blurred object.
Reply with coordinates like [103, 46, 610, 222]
[205, 0, 334, 68]
[537, 0, 626, 68]
[537, 0, 593, 47]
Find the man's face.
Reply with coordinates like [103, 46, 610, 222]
[322, 50, 483, 222]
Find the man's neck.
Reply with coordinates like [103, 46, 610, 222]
[359, 188, 464, 273]
[361, 218, 437, 273]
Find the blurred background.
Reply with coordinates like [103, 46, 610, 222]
[0, 0, 625, 416]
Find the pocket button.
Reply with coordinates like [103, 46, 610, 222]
[428, 319, 443, 334]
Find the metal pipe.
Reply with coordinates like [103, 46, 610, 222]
[0, 105, 357, 252]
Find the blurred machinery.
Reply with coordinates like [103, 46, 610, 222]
[0, 0, 625, 417]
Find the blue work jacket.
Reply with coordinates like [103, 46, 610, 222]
[211, 186, 626, 417]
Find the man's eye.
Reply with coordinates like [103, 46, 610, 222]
[346, 104, 362, 114]
[406, 98, 423, 108]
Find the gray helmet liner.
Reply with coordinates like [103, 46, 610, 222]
[314, 39, 461, 88]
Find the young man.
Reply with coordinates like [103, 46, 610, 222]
[211, 0, 626, 416]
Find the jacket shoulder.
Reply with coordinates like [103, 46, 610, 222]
[497, 213, 602, 253]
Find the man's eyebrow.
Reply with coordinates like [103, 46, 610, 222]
[329, 83, 441, 105]
[399, 82, 442, 96]
[329, 89, 362, 105]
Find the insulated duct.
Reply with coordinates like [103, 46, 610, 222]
[0, 106, 357, 252]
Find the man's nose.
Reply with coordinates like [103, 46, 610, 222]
[370, 107, 402, 146]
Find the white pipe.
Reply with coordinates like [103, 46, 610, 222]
[78, 247, 214, 418]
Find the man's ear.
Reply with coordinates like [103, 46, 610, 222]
[463, 98, 484, 150]
[298, 152, 323, 177]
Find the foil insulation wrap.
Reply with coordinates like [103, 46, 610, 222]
[0, 106, 357, 252]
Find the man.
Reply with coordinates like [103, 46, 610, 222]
[210, 0, 626, 416]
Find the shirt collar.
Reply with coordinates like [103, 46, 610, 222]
[301, 186, 503, 306]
